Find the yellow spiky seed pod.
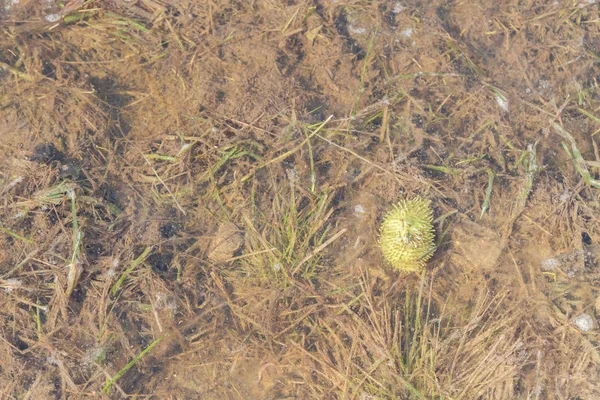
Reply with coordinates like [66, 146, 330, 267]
[379, 197, 436, 272]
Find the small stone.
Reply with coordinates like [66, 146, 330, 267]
[559, 190, 570, 202]
[348, 25, 367, 35]
[354, 204, 366, 218]
[540, 258, 561, 271]
[44, 13, 61, 23]
[401, 28, 413, 37]
[392, 3, 404, 13]
[572, 314, 596, 332]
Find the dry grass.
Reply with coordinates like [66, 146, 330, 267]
[2, 0, 600, 399]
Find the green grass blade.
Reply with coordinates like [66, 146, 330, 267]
[578, 108, 600, 125]
[111, 247, 154, 297]
[0, 226, 33, 244]
[102, 335, 164, 394]
[553, 122, 600, 189]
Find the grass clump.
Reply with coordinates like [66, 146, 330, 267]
[292, 274, 529, 399]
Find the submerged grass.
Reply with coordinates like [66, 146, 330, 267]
[111, 247, 154, 297]
[240, 177, 337, 283]
[102, 335, 164, 394]
[298, 274, 529, 399]
[65, 188, 82, 297]
[2, 0, 600, 398]
[0, 225, 33, 244]
[480, 168, 494, 219]
[553, 122, 600, 189]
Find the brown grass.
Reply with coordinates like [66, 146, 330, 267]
[2, 0, 600, 399]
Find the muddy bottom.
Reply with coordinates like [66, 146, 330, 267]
[2, 1, 600, 399]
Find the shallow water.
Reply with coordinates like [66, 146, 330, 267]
[1, 1, 600, 398]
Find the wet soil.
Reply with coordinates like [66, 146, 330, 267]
[2, 0, 600, 399]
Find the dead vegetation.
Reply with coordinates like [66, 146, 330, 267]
[2, 0, 600, 399]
